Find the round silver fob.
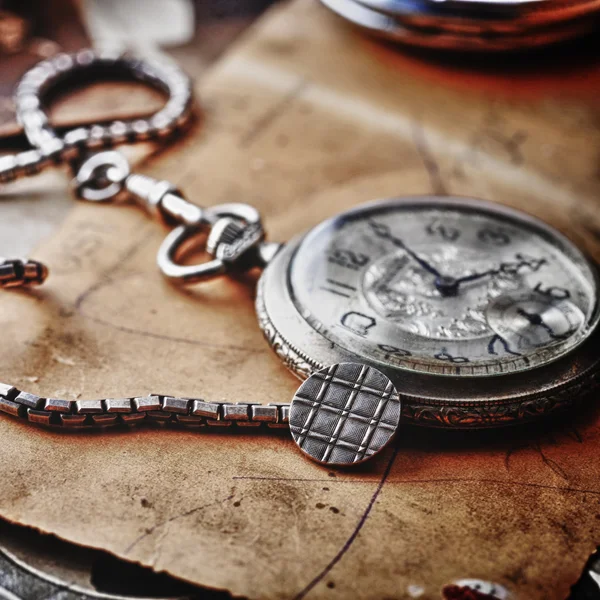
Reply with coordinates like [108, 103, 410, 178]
[290, 363, 402, 465]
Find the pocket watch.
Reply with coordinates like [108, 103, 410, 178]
[319, 0, 600, 51]
[254, 196, 600, 428]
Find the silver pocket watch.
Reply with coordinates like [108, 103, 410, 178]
[1, 50, 599, 468]
[253, 196, 600, 430]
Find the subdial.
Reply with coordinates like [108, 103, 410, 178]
[486, 291, 584, 350]
[362, 245, 521, 340]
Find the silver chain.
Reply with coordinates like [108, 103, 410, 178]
[0, 382, 290, 430]
[2, 48, 193, 183]
[1, 48, 282, 288]
[0, 258, 48, 288]
[0, 50, 289, 431]
[0, 51, 397, 469]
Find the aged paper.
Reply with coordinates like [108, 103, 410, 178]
[1, 1, 600, 598]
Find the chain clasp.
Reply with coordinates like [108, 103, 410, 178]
[73, 151, 278, 285]
[157, 203, 269, 284]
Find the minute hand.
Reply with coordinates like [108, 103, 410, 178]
[368, 221, 443, 278]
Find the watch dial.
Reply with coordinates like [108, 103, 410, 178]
[288, 198, 599, 376]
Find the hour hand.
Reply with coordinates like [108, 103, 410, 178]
[454, 256, 547, 290]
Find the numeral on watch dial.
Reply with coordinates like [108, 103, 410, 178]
[328, 249, 369, 270]
[426, 220, 460, 242]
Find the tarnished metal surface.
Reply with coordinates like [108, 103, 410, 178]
[257, 197, 600, 428]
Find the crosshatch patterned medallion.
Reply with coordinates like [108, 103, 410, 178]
[289, 363, 402, 465]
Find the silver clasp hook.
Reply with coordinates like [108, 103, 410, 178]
[73, 151, 279, 284]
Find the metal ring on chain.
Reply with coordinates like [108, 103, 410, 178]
[0, 49, 194, 185]
[72, 150, 131, 202]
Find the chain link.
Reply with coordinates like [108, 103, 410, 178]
[1, 48, 192, 184]
[0, 382, 290, 431]
[6, 48, 193, 182]
[0, 258, 48, 288]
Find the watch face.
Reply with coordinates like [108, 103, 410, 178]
[288, 198, 599, 377]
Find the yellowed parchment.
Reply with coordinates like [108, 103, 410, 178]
[1, 1, 600, 598]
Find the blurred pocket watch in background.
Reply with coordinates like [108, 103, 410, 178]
[319, 0, 600, 51]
